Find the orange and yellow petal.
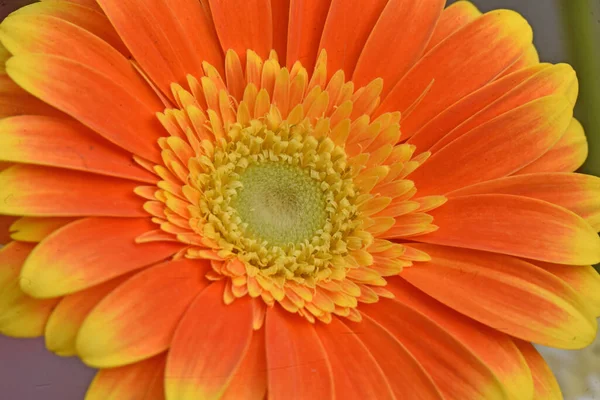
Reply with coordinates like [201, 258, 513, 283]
[0, 215, 18, 244]
[9, 217, 76, 242]
[425, 1, 482, 52]
[515, 341, 563, 400]
[76, 259, 210, 368]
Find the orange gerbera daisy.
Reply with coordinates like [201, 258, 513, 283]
[1, 0, 599, 399]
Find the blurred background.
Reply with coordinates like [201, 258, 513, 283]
[0, 0, 599, 398]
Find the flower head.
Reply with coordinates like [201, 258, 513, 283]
[0, 0, 599, 399]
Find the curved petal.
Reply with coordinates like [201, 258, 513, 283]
[9, 217, 75, 243]
[0, 116, 158, 183]
[315, 317, 395, 399]
[0, 215, 18, 244]
[353, 0, 444, 93]
[500, 43, 540, 76]
[345, 314, 444, 399]
[401, 244, 597, 349]
[514, 341, 562, 400]
[271, 0, 290, 65]
[266, 306, 334, 400]
[416, 194, 600, 265]
[221, 328, 267, 400]
[20, 217, 184, 298]
[448, 173, 600, 230]
[165, 282, 254, 400]
[0, 73, 61, 118]
[85, 354, 166, 400]
[77, 259, 210, 368]
[0, 242, 59, 337]
[515, 118, 587, 174]
[386, 279, 534, 400]
[425, 0, 481, 52]
[286, 0, 331, 71]
[408, 95, 572, 197]
[45, 274, 131, 357]
[362, 299, 508, 400]
[0, 165, 145, 217]
[318, 0, 387, 78]
[378, 9, 533, 139]
[97, 0, 222, 97]
[208, 0, 272, 61]
[6, 54, 164, 163]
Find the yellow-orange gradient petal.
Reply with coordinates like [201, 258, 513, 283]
[0, 242, 59, 337]
[425, 0, 481, 52]
[417, 194, 600, 265]
[9, 217, 75, 242]
[515, 341, 563, 400]
[165, 282, 254, 400]
[20, 218, 184, 298]
[0, 215, 18, 244]
[266, 307, 334, 400]
[402, 244, 597, 349]
[86, 354, 166, 400]
[0, 165, 145, 217]
[221, 328, 267, 400]
[77, 259, 210, 368]
[286, 0, 330, 71]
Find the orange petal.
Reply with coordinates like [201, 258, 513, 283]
[319, 0, 388, 78]
[20, 217, 184, 298]
[386, 278, 534, 400]
[408, 64, 549, 152]
[408, 95, 572, 196]
[0, 242, 60, 337]
[45, 274, 131, 357]
[448, 173, 600, 230]
[515, 118, 587, 174]
[353, 0, 445, 93]
[315, 317, 395, 399]
[271, 0, 290, 66]
[6, 53, 164, 163]
[9, 217, 76, 243]
[425, 1, 481, 52]
[265, 306, 334, 400]
[166, 282, 254, 400]
[0, 165, 145, 217]
[417, 194, 600, 265]
[86, 354, 166, 400]
[0, 73, 61, 118]
[401, 244, 597, 349]
[500, 43, 540, 76]
[345, 314, 444, 399]
[286, 0, 331, 71]
[514, 341, 562, 400]
[0, 215, 18, 244]
[221, 328, 267, 400]
[378, 10, 532, 138]
[77, 258, 210, 367]
[97, 0, 222, 97]
[209, 0, 272, 61]
[0, 116, 157, 183]
[363, 299, 508, 400]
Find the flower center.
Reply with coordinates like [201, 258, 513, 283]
[233, 162, 326, 246]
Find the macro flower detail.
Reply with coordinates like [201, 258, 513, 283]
[0, 0, 599, 400]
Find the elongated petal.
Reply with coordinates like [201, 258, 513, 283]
[0, 215, 18, 244]
[353, 0, 444, 92]
[363, 299, 508, 400]
[345, 315, 444, 399]
[379, 10, 532, 139]
[271, 0, 290, 65]
[516, 118, 587, 174]
[0, 73, 60, 118]
[21, 218, 184, 298]
[408, 95, 572, 196]
[416, 194, 600, 265]
[514, 341, 562, 400]
[165, 282, 254, 400]
[0, 116, 157, 183]
[386, 279, 534, 400]
[266, 306, 334, 400]
[0, 165, 145, 217]
[9, 217, 75, 243]
[6, 54, 164, 162]
[86, 354, 166, 400]
[448, 173, 600, 230]
[319, 0, 388, 77]
[221, 329, 267, 400]
[46, 274, 131, 357]
[286, 0, 330, 71]
[209, 0, 272, 60]
[425, 0, 481, 52]
[97, 0, 222, 96]
[315, 317, 395, 399]
[401, 244, 597, 349]
[77, 259, 210, 368]
[0, 242, 59, 337]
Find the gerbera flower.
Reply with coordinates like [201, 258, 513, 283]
[1, 0, 599, 398]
